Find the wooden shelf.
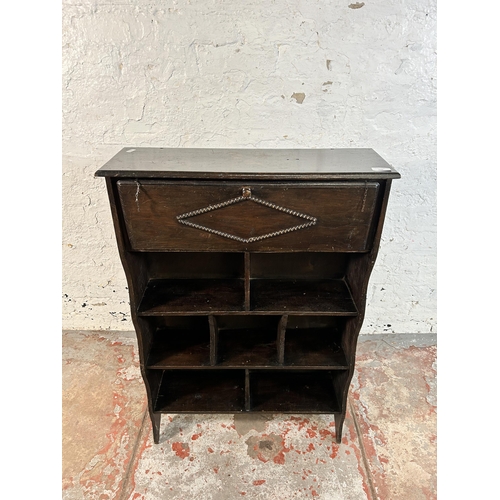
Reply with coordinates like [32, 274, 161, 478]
[138, 278, 358, 316]
[147, 322, 348, 370]
[154, 370, 245, 413]
[147, 329, 211, 368]
[217, 328, 279, 367]
[249, 370, 342, 413]
[251, 279, 357, 315]
[284, 328, 348, 369]
[153, 369, 343, 414]
[138, 279, 245, 315]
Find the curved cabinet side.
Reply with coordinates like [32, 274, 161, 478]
[105, 177, 162, 443]
[336, 180, 394, 443]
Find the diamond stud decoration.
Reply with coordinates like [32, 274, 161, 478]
[176, 187, 318, 243]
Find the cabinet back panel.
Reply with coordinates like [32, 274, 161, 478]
[216, 315, 281, 331]
[286, 316, 346, 330]
[149, 316, 210, 331]
[251, 253, 348, 280]
[145, 252, 244, 279]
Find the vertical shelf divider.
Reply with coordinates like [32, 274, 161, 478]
[244, 252, 251, 311]
[245, 369, 251, 411]
[209, 315, 218, 366]
[277, 314, 288, 365]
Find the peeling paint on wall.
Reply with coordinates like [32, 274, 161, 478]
[291, 92, 306, 104]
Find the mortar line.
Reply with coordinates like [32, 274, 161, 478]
[349, 398, 378, 500]
[119, 408, 148, 500]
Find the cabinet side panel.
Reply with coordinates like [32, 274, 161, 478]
[106, 178, 149, 305]
[105, 178, 159, 415]
[342, 180, 393, 411]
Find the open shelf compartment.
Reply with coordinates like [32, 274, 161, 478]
[138, 278, 245, 315]
[249, 370, 343, 413]
[250, 252, 357, 315]
[216, 316, 281, 367]
[138, 252, 246, 315]
[250, 279, 357, 315]
[154, 369, 246, 413]
[147, 317, 211, 368]
[284, 316, 348, 369]
[152, 368, 346, 414]
[136, 252, 358, 316]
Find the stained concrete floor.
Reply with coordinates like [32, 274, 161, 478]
[62, 331, 436, 500]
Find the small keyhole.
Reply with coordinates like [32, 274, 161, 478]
[242, 187, 251, 198]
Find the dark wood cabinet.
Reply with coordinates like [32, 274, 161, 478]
[96, 148, 400, 444]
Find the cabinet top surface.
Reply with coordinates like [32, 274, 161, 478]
[95, 147, 400, 180]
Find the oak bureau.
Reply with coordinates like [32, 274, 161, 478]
[95, 148, 400, 444]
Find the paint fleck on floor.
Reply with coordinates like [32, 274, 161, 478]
[62, 332, 436, 499]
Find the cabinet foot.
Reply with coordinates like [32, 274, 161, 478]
[334, 413, 344, 444]
[151, 413, 161, 444]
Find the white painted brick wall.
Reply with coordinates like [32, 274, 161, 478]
[62, 0, 436, 333]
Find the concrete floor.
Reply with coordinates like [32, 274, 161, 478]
[62, 331, 436, 500]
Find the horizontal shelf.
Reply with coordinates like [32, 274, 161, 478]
[154, 370, 245, 413]
[138, 278, 357, 316]
[147, 329, 210, 368]
[250, 370, 341, 413]
[152, 369, 344, 413]
[251, 279, 357, 315]
[146, 317, 349, 370]
[148, 365, 348, 371]
[218, 328, 279, 367]
[285, 328, 348, 368]
[138, 279, 245, 315]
